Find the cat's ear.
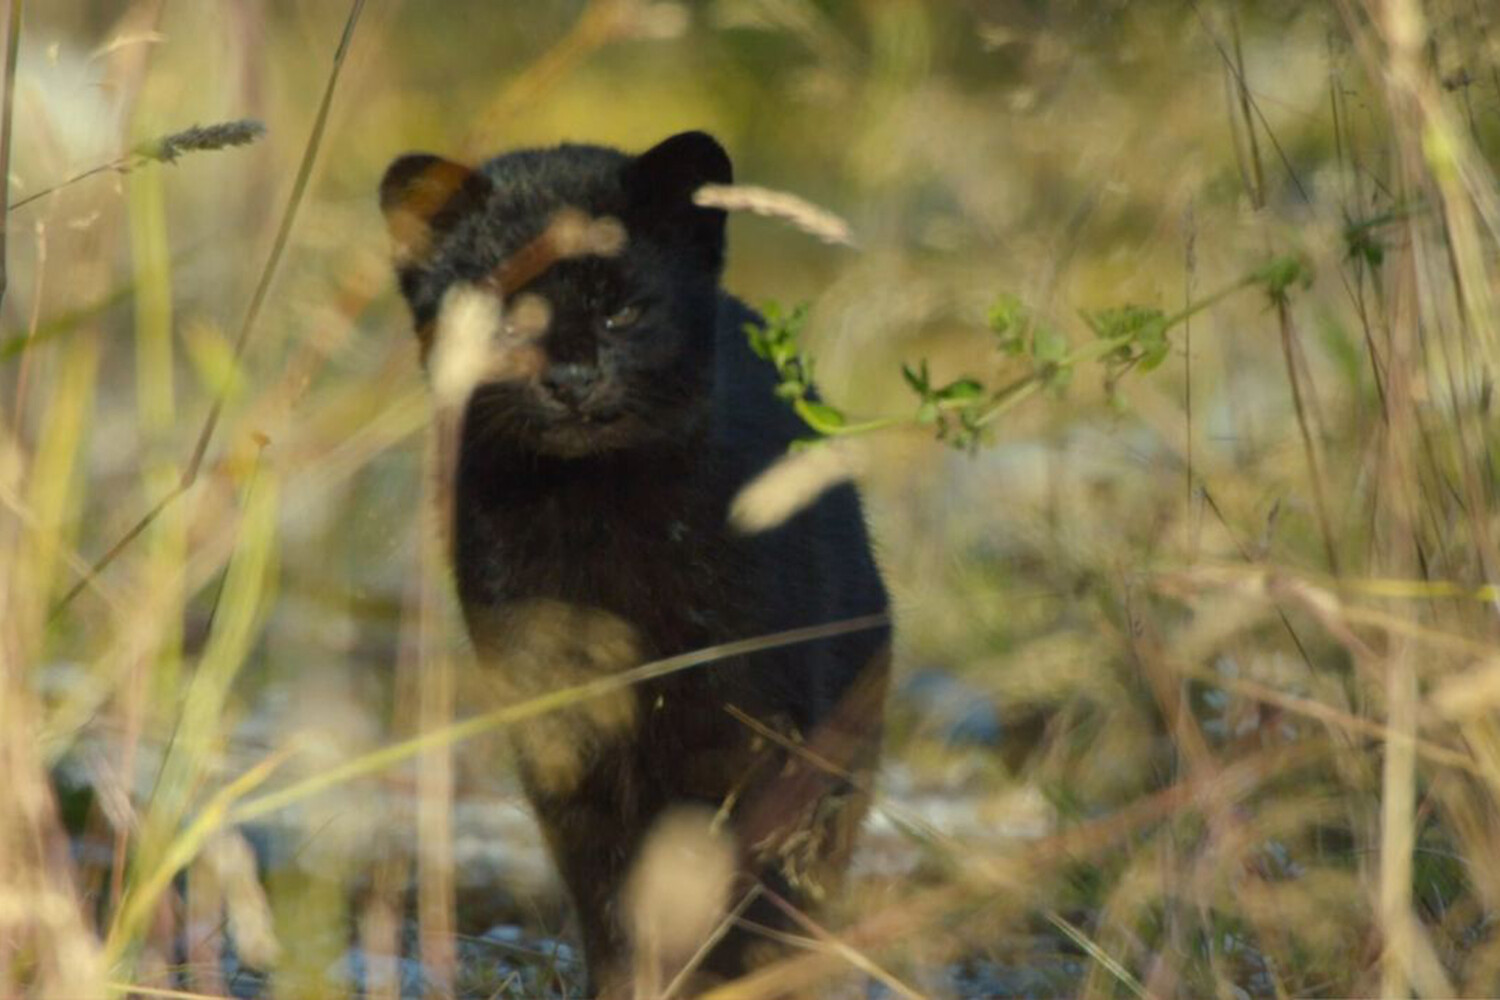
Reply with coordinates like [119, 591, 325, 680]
[379, 153, 492, 266]
[624, 131, 733, 272]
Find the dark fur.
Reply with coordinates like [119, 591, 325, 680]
[382, 132, 889, 995]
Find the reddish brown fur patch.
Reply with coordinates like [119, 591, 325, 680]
[385, 159, 480, 266]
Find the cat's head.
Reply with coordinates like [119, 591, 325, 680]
[379, 131, 732, 458]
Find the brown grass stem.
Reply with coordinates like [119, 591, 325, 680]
[47, 0, 366, 620]
[0, 0, 22, 314]
[182, 0, 365, 484]
[755, 887, 926, 1000]
[1276, 298, 1343, 576]
[8, 120, 265, 213]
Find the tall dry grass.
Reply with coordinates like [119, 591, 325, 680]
[0, 1, 1498, 997]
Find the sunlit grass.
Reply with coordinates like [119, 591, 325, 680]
[3, 0, 1500, 997]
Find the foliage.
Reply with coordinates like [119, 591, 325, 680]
[753, 254, 1312, 450]
[3, 1, 1500, 998]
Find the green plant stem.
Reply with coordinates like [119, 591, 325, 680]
[1159, 270, 1260, 330]
[796, 263, 1279, 444]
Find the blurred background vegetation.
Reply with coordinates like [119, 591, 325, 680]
[3, 0, 1500, 996]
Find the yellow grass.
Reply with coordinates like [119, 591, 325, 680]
[3, 1, 1500, 997]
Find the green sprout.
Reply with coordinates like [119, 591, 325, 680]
[749, 253, 1313, 452]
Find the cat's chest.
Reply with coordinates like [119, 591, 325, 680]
[453, 467, 747, 650]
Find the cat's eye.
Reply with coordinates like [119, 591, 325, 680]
[603, 303, 643, 332]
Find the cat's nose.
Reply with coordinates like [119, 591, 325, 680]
[540, 363, 600, 407]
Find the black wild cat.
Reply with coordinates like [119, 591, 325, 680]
[380, 131, 889, 995]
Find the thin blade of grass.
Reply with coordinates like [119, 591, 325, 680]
[228, 613, 889, 826]
[106, 462, 280, 967]
[1046, 910, 1152, 1000]
[101, 744, 294, 968]
[0, 0, 23, 311]
[50, 0, 367, 619]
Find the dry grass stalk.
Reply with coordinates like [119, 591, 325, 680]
[730, 437, 867, 534]
[8, 119, 266, 212]
[50, 0, 368, 618]
[6, 2, 1500, 996]
[694, 183, 858, 247]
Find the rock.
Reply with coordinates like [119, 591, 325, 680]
[901, 668, 1005, 747]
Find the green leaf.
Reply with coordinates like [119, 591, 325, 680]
[934, 377, 984, 402]
[1138, 316, 1167, 346]
[988, 294, 1031, 355]
[1089, 305, 1164, 342]
[1133, 314, 1169, 372]
[902, 360, 931, 396]
[1138, 339, 1171, 373]
[745, 323, 772, 360]
[1254, 254, 1313, 300]
[794, 398, 846, 431]
[1344, 226, 1385, 268]
[1032, 324, 1068, 365]
[987, 293, 1024, 334]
